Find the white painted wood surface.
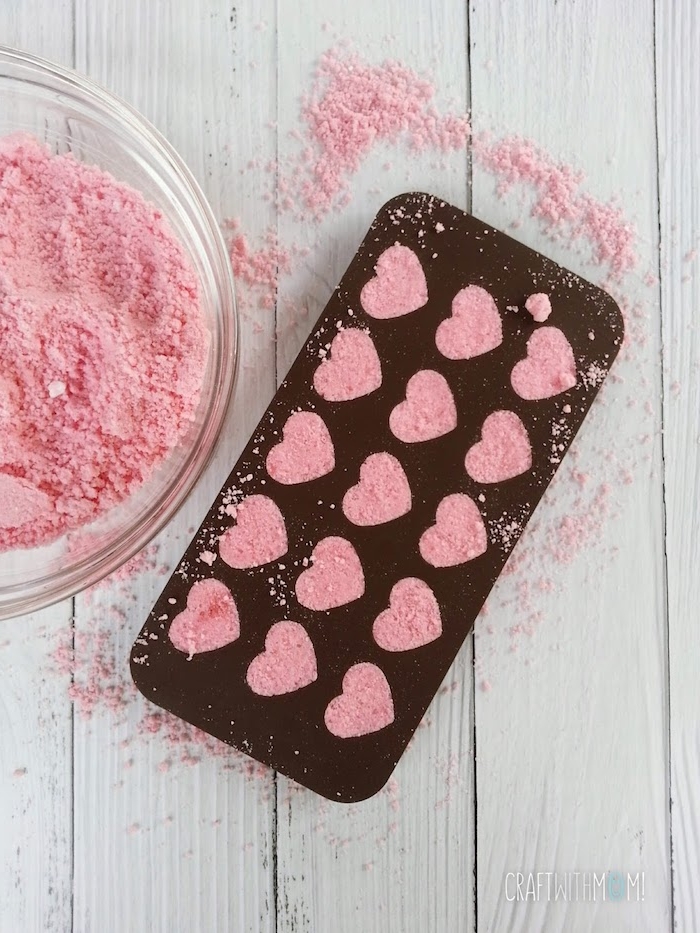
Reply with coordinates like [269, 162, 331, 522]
[0, 1, 695, 930]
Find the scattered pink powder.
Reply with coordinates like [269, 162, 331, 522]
[0, 133, 208, 550]
[465, 411, 532, 483]
[246, 621, 317, 696]
[266, 411, 335, 484]
[435, 285, 503, 360]
[283, 49, 470, 220]
[389, 370, 457, 442]
[295, 536, 365, 611]
[313, 328, 382, 401]
[525, 292, 552, 323]
[342, 452, 411, 526]
[372, 578, 442, 652]
[472, 133, 637, 278]
[226, 221, 292, 312]
[419, 493, 487, 568]
[218, 494, 288, 568]
[324, 663, 394, 738]
[168, 579, 240, 657]
[360, 244, 428, 319]
[510, 327, 577, 400]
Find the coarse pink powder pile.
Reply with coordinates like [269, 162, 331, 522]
[0, 134, 209, 550]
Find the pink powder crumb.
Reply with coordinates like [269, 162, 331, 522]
[226, 221, 291, 312]
[313, 328, 382, 401]
[295, 536, 364, 611]
[324, 663, 394, 738]
[218, 494, 288, 568]
[465, 411, 532, 483]
[0, 133, 209, 550]
[266, 411, 335, 485]
[419, 494, 487, 568]
[511, 327, 577, 400]
[360, 244, 428, 319]
[525, 292, 552, 323]
[342, 452, 411, 526]
[372, 577, 442, 651]
[389, 370, 457, 443]
[246, 620, 317, 696]
[168, 579, 240, 656]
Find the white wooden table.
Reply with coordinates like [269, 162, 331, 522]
[0, 1, 696, 930]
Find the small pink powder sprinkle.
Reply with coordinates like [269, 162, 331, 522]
[266, 411, 335, 485]
[199, 550, 216, 566]
[324, 663, 394, 738]
[342, 452, 411, 526]
[389, 370, 457, 443]
[295, 536, 364, 611]
[372, 577, 442, 651]
[313, 328, 382, 401]
[511, 327, 577, 400]
[525, 292, 552, 323]
[168, 579, 240, 656]
[360, 244, 428, 319]
[246, 621, 317, 696]
[419, 493, 487, 568]
[218, 495, 287, 568]
[0, 134, 208, 550]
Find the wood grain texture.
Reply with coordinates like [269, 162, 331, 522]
[69, 2, 278, 931]
[470, 1, 670, 930]
[0, 9, 75, 933]
[656, 1, 700, 929]
[273, 3, 475, 931]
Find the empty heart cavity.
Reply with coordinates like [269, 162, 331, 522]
[465, 411, 532, 483]
[419, 493, 487, 567]
[372, 578, 442, 651]
[266, 411, 335, 484]
[389, 370, 457, 443]
[246, 621, 317, 696]
[313, 328, 382, 401]
[360, 244, 428, 319]
[342, 453, 411, 526]
[435, 284, 503, 360]
[295, 536, 365, 610]
[168, 579, 240, 657]
[511, 326, 577, 400]
[324, 663, 395, 738]
[218, 495, 288, 568]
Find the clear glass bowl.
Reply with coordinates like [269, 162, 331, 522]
[0, 47, 238, 620]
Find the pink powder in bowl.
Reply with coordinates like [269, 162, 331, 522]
[0, 134, 209, 550]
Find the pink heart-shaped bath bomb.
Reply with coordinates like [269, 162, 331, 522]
[313, 329, 382, 401]
[389, 370, 457, 443]
[511, 326, 577, 400]
[419, 493, 487, 568]
[342, 453, 411, 526]
[169, 579, 240, 657]
[324, 663, 395, 738]
[295, 536, 365, 611]
[372, 578, 442, 652]
[465, 411, 532, 483]
[218, 495, 288, 568]
[266, 411, 335, 484]
[435, 285, 503, 360]
[360, 244, 428, 319]
[246, 621, 317, 696]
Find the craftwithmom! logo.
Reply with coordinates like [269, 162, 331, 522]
[504, 871, 645, 902]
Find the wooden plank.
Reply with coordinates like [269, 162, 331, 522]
[273, 4, 475, 931]
[71, 2, 278, 931]
[656, 1, 700, 929]
[0, 8, 76, 933]
[470, 0, 670, 929]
